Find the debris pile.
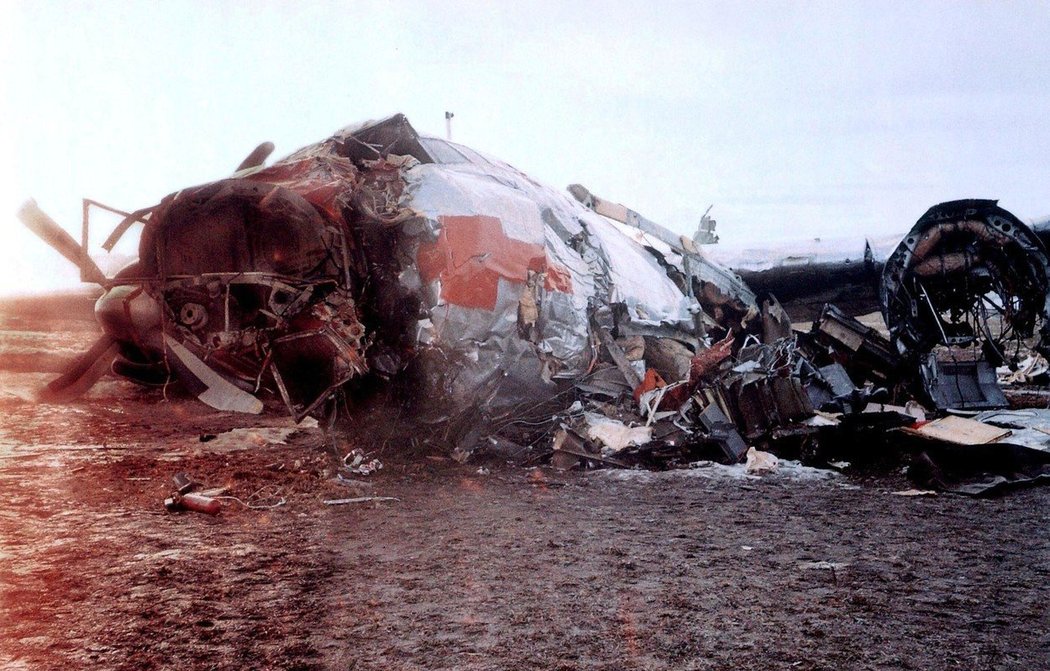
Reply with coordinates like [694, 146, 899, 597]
[483, 301, 1050, 497]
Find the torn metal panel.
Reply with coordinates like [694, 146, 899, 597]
[810, 304, 901, 384]
[972, 409, 1050, 453]
[567, 184, 698, 256]
[567, 184, 748, 305]
[817, 363, 856, 399]
[279, 114, 432, 167]
[574, 212, 697, 327]
[902, 411, 1050, 495]
[163, 334, 263, 414]
[575, 366, 634, 399]
[919, 352, 1008, 411]
[760, 296, 792, 344]
[696, 403, 748, 462]
[415, 214, 572, 310]
[567, 183, 756, 328]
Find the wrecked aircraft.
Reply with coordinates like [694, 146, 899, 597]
[18, 114, 1050, 492]
[19, 114, 763, 424]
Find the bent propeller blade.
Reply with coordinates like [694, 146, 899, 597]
[235, 141, 275, 172]
[163, 334, 263, 414]
[38, 334, 119, 403]
[17, 200, 107, 285]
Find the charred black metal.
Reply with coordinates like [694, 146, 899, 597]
[881, 199, 1050, 363]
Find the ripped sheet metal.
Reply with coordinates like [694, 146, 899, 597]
[568, 185, 757, 312]
[578, 214, 697, 327]
[397, 151, 698, 409]
[904, 409, 1050, 495]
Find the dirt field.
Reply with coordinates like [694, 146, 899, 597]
[0, 295, 1047, 670]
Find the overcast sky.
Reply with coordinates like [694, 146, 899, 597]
[2, 1, 1049, 295]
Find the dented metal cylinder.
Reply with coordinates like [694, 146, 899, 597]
[164, 492, 221, 515]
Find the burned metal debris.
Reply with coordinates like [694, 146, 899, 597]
[524, 301, 1050, 496]
[18, 114, 1050, 495]
[882, 200, 1050, 363]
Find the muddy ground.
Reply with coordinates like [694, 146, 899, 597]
[0, 294, 1047, 671]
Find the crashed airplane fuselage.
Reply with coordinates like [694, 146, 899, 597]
[21, 115, 762, 423]
[19, 114, 1050, 425]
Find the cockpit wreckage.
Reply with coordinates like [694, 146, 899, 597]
[19, 114, 1050, 495]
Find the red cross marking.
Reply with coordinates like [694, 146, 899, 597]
[416, 215, 573, 311]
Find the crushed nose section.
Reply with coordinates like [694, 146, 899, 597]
[881, 199, 1050, 365]
[140, 179, 335, 278]
[138, 169, 371, 420]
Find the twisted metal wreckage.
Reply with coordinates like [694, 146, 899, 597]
[19, 114, 1050, 494]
